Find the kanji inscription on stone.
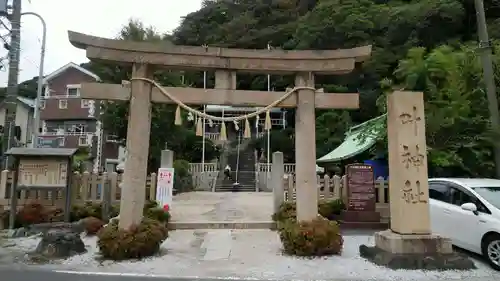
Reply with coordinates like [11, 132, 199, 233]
[401, 180, 428, 204]
[399, 106, 422, 136]
[401, 144, 425, 170]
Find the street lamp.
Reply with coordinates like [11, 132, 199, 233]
[21, 12, 46, 148]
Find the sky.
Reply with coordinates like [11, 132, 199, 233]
[0, 0, 203, 86]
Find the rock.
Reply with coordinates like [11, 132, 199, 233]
[71, 220, 86, 233]
[35, 229, 86, 259]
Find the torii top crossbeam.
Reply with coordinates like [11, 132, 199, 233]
[68, 31, 371, 74]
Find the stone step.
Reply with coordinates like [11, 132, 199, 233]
[216, 186, 255, 190]
[170, 221, 275, 230]
[215, 187, 255, 192]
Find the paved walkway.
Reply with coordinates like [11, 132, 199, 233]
[170, 192, 273, 222]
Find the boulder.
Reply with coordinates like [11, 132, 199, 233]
[35, 229, 86, 259]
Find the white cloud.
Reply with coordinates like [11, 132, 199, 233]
[0, 0, 202, 86]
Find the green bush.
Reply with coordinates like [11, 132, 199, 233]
[272, 199, 346, 223]
[318, 199, 346, 219]
[143, 199, 171, 223]
[278, 217, 343, 256]
[272, 201, 296, 223]
[97, 218, 168, 260]
[1, 204, 63, 229]
[145, 207, 171, 223]
[173, 159, 194, 193]
[70, 202, 119, 222]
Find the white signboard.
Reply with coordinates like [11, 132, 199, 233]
[156, 168, 175, 207]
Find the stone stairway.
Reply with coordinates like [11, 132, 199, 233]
[215, 129, 256, 192]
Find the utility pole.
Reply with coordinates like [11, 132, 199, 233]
[2, 0, 21, 169]
[474, 0, 500, 178]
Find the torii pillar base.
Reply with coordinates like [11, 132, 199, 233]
[359, 230, 475, 270]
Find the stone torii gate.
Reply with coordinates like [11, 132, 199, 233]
[68, 31, 372, 229]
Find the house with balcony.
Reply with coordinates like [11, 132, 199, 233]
[0, 96, 35, 146]
[39, 62, 120, 172]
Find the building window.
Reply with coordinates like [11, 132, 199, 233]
[67, 85, 80, 97]
[40, 100, 45, 109]
[59, 99, 67, 109]
[81, 99, 90, 108]
[79, 136, 88, 146]
[58, 137, 65, 146]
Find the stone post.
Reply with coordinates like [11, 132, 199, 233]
[386, 91, 430, 234]
[161, 149, 174, 168]
[118, 63, 153, 230]
[271, 151, 285, 214]
[294, 72, 318, 221]
[359, 91, 474, 270]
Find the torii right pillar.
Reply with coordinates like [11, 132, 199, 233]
[359, 91, 474, 270]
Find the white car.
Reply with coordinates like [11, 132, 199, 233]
[429, 178, 500, 270]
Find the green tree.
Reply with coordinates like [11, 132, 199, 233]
[364, 43, 499, 177]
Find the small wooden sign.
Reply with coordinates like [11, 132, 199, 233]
[18, 158, 68, 188]
[346, 163, 376, 212]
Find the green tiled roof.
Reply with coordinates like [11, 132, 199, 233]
[316, 114, 386, 163]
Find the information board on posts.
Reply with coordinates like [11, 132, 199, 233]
[346, 164, 376, 212]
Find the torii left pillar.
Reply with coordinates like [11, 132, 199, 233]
[294, 72, 318, 221]
[119, 63, 153, 229]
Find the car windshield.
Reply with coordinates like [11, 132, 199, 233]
[472, 186, 500, 210]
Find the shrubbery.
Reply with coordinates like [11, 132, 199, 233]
[93, 199, 171, 260]
[273, 199, 346, 257]
[278, 216, 344, 256]
[173, 159, 194, 193]
[97, 218, 168, 260]
[272, 201, 297, 223]
[1, 203, 64, 228]
[70, 202, 119, 222]
[143, 200, 171, 224]
[318, 199, 346, 220]
[1, 200, 169, 229]
[272, 199, 345, 223]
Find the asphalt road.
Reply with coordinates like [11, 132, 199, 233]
[0, 266, 499, 281]
[0, 267, 240, 281]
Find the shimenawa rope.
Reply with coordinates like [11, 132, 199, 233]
[127, 77, 316, 140]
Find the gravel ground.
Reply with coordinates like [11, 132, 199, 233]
[0, 229, 499, 281]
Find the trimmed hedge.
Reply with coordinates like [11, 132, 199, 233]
[97, 218, 168, 260]
[273, 199, 346, 257]
[272, 199, 346, 223]
[278, 216, 344, 256]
